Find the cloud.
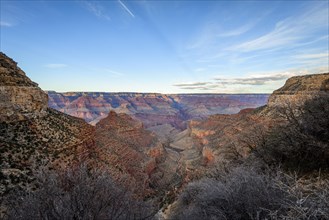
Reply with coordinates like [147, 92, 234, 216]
[214, 72, 295, 85]
[187, 10, 266, 50]
[118, 0, 135, 18]
[286, 51, 329, 67]
[84, 1, 111, 21]
[294, 52, 329, 60]
[0, 21, 13, 27]
[173, 82, 210, 87]
[173, 67, 327, 93]
[216, 22, 255, 38]
[44, 64, 67, 68]
[174, 82, 220, 91]
[180, 87, 215, 91]
[229, 3, 328, 52]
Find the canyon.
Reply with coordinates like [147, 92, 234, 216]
[47, 91, 269, 133]
[1, 52, 328, 219]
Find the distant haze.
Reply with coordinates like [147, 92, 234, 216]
[1, 1, 328, 93]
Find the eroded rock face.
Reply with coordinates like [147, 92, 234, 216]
[94, 110, 165, 195]
[47, 92, 270, 131]
[0, 53, 95, 197]
[268, 73, 329, 108]
[0, 52, 48, 122]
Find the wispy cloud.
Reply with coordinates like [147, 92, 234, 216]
[173, 67, 327, 93]
[0, 21, 13, 27]
[173, 82, 210, 87]
[295, 52, 328, 60]
[287, 51, 329, 67]
[187, 11, 265, 50]
[44, 64, 67, 68]
[229, 4, 328, 52]
[84, 1, 111, 21]
[214, 73, 293, 86]
[118, 0, 135, 18]
[217, 22, 255, 38]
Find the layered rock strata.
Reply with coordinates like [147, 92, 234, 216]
[0, 53, 95, 197]
[48, 91, 269, 131]
[0, 52, 48, 122]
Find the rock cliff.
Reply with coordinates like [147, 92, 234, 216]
[268, 73, 329, 108]
[0, 52, 48, 122]
[0, 53, 95, 197]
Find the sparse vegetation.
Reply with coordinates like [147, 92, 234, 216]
[252, 95, 329, 172]
[4, 165, 155, 220]
[168, 93, 329, 219]
[169, 166, 329, 220]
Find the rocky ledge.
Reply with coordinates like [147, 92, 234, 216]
[0, 52, 48, 122]
[268, 73, 329, 108]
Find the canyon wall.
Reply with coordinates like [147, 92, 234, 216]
[47, 91, 269, 130]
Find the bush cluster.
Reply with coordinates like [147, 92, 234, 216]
[4, 165, 155, 220]
[169, 167, 329, 220]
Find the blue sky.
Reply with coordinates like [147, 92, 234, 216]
[1, 0, 328, 93]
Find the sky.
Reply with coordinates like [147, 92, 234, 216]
[1, 0, 328, 93]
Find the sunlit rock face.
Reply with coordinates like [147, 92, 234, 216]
[0, 53, 96, 198]
[268, 73, 329, 108]
[0, 52, 48, 122]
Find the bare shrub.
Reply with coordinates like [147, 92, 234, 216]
[270, 172, 329, 219]
[252, 95, 329, 172]
[170, 165, 329, 220]
[169, 167, 287, 220]
[4, 164, 155, 220]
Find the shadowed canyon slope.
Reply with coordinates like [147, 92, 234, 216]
[47, 91, 269, 132]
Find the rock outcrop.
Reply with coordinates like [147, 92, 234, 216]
[268, 73, 329, 108]
[94, 110, 162, 195]
[0, 52, 48, 122]
[0, 53, 95, 197]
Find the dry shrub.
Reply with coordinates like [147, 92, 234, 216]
[4, 164, 155, 220]
[169, 166, 329, 220]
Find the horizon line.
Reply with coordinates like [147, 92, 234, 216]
[45, 90, 271, 95]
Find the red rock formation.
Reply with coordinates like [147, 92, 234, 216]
[47, 92, 269, 131]
[94, 110, 164, 195]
